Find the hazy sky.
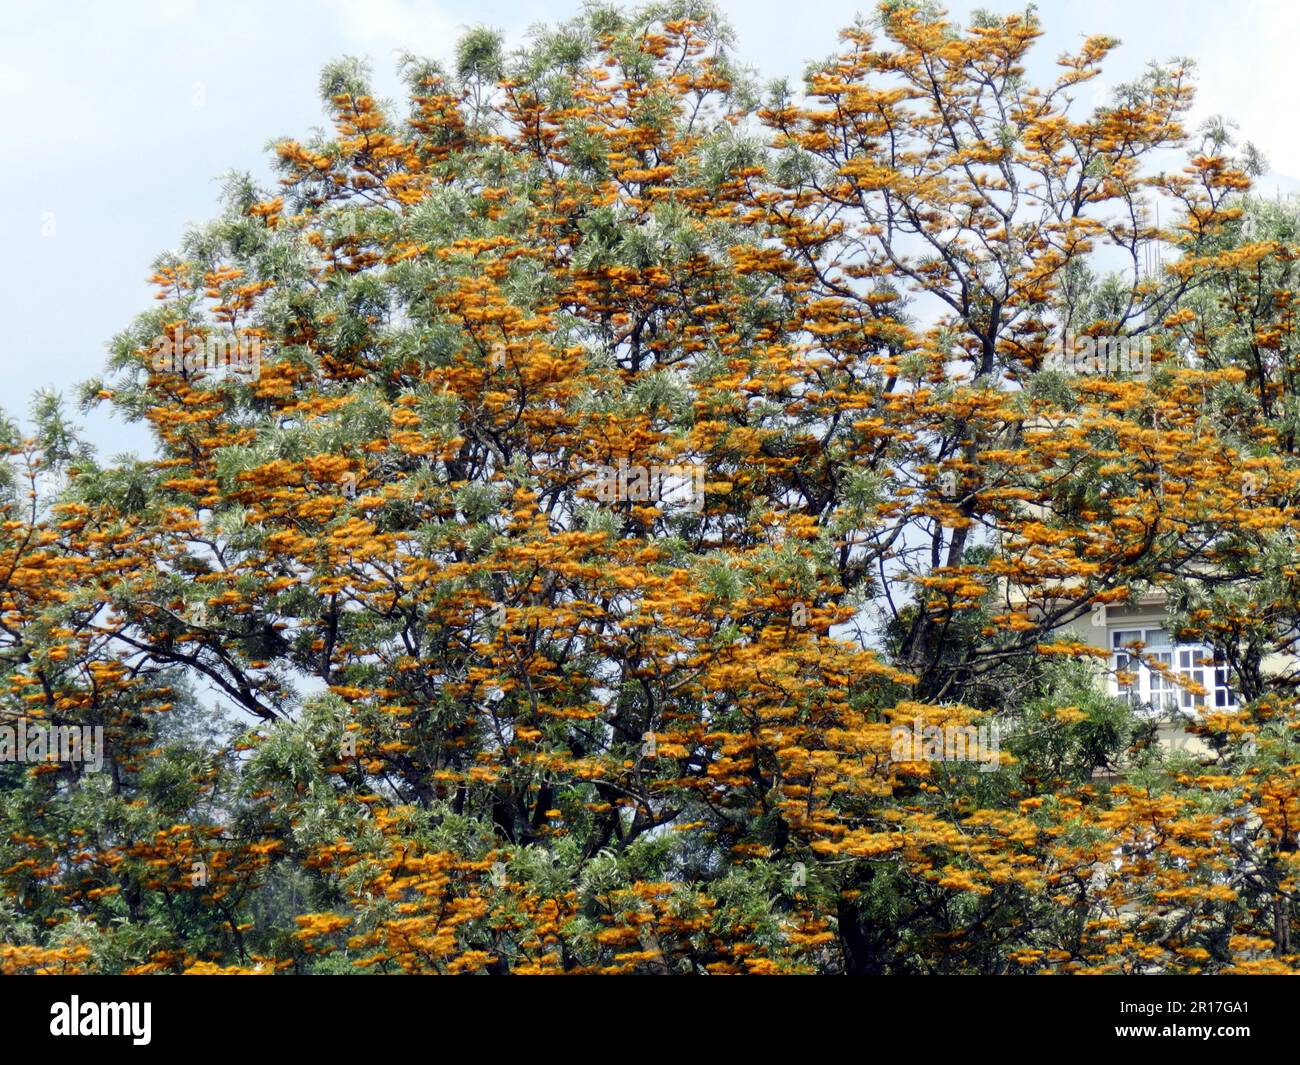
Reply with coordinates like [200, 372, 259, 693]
[4, 0, 1297, 456]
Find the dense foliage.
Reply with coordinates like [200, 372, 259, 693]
[3, 1, 1300, 974]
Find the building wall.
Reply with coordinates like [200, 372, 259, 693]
[1052, 595, 1229, 761]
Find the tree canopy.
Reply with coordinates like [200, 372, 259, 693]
[3, 0, 1300, 975]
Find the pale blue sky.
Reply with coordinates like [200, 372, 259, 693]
[3, 0, 1296, 457]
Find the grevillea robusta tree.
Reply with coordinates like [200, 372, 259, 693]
[2, 1, 1299, 974]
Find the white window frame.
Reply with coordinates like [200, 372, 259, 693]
[1110, 626, 1237, 716]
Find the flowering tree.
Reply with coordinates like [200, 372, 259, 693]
[2, 1, 1298, 975]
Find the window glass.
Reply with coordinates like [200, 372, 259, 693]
[1108, 626, 1236, 713]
